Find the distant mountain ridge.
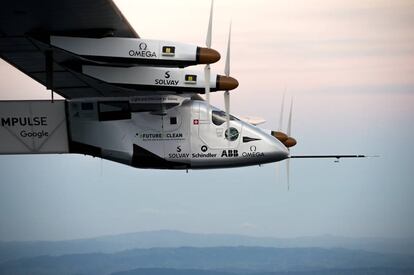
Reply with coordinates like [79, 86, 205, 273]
[0, 246, 413, 275]
[112, 267, 414, 275]
[0, 230, 413, 263]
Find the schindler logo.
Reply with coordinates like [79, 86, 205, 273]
[162, 46, 175, 56]
[128, 42, 157, 58]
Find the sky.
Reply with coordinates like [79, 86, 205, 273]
[0, 0, 413, 241]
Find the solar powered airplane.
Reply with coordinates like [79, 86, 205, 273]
[0, 0, 366, 172]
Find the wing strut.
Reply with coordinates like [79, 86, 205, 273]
[45, 50, 54, 102]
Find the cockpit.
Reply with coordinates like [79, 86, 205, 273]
[211, 110, 239, 126]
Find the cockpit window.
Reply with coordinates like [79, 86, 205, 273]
[212, 110, 239, 126]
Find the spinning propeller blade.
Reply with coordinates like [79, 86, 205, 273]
[224, 22, 231, 77]
[273, 95, 295, 190]
[206, 0, 213, 48]
[278, 93, 285, 131]
[204, 0, 214, 107]
[286, 97, 294, 190]
[286, 156, 290, 191]
[272, 95, 370, 188]
[276, 93, 285, 180]
[224, 22, 232, 139]
[204, 65, 211, 107]
[287, 98, 293, 137]
[224, 91, 230, 131]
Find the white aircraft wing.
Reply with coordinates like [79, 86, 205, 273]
[236, 115, 266, 126]
[0, 0, 141, 99]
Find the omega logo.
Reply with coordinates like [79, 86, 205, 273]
[139, 42, 148, 50]
[128, 41, 157, 58]
[250, 145, 257, 152]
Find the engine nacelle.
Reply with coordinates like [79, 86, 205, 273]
[271, 131, 288, 142]
[271, 131, 296, 148]
[283, 137, 297, 148]
[81, 65, 238, 93]
[50, 36, 220, 67]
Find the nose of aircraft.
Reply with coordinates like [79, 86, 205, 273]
[271, 138, 290, 161]
[251, 127, 290, 163]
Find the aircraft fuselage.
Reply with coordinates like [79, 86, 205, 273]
[0, 98, 289, 169]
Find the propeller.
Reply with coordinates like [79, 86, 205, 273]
[286, 98, 293, 190]
[278, 93, 285, 131]
[224, 22, 232, 136]
[275, 93, 285, 180]
[271, 97, 296, 148]
[204, 0, 214, 108]
[271, 96, 296, 190]
[287, 98, 293, 137]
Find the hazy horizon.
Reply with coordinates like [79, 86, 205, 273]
[4, 228, 414, 243]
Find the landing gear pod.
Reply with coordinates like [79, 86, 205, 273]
[50, 36, 220, 67]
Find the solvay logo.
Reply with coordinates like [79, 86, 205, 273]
[155, 70, 178, 86]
